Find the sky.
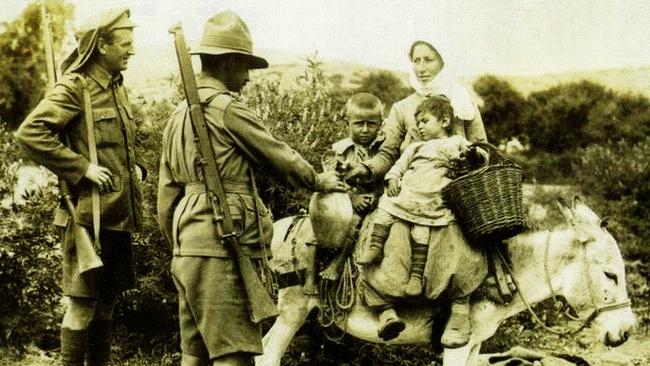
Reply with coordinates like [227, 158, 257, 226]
[3, 0, 650, 76]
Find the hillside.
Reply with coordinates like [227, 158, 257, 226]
[473, 66, 650, 98]
[124, 43, 650, 99]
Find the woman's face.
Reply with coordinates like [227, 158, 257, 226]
[411, 44, 443, 84]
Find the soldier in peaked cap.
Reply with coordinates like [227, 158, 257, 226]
[16, 7, 145, 366]
[157, 10, 346, 366]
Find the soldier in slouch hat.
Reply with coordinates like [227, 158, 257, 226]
[16, 7, 145, 366]
[157, 11, 345, 366]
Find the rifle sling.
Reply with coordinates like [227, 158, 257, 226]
[63, 74, 100, 249]
[188, 93, 237, 237]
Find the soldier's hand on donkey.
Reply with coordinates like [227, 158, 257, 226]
[315, 171, 348, 193]
[84, 163, 115, 193]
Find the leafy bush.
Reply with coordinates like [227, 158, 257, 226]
[112, 92, 180, 355]
[0, 125, 63, 350]
[245, 56, 352, 218]
[522, 81, 613, 153]
[511, 150, 577, 184]
[574, 138, 650, 256]
[521, 80, 650, 153]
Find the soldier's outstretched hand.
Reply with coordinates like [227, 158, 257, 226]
[341, 161, 371, 182]
[315, 171, 348, 193]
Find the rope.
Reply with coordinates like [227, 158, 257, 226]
[317, 258, 357, 342]
[500, 229, 631, 337]
[499, 249, 581, 336]
[335, 258, 356, 310]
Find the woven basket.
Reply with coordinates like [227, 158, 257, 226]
[442, 164, 525, 245]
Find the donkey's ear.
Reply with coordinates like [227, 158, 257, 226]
[556, 198, 573, 222]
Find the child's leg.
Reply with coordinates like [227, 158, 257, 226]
[320, 215, 361, 280]
[320, 226, 358, 281]
[356, 209, 394, 265]
[405, 225, 430, 296]
[303, 243, 319, 295]
[441, 295, 471, 348]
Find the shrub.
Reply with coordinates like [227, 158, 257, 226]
[574, 138, 650, 256]
[522, 80, 613, 153]
[511, 150, 577, 184]
[0, 125, 63, 350]
[244, 55, 352, 218]
[112, 95, 179, 355]
[473, 75, 526, 143]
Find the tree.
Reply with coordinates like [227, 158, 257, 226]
[473, 75, 526, 143]
[353, 70, 411, 112]
[0, 0, 74, 129]
[584, 92, 650, 145]
[522, 80, 613, 153]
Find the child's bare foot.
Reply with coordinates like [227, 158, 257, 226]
[319, 256, 345, 281]
[303, 281, 319, 296]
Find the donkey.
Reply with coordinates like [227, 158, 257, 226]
[256, 197, 636, 366]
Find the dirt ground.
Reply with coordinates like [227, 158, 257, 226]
[3, 328, 650, 366]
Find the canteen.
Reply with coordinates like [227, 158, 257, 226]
[309, 192, 353, 248]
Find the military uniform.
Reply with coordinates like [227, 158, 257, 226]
[15, 7, 143, 366]
[157, 74, 320, 359]
[16, 41, 144, 299]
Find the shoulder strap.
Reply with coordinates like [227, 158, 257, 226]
[203, 90, 233, 110]
[69, 73, 100, 249]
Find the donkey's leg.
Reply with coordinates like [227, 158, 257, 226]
[257, 286, 318, 366]
[442, 344, 473, 366]
[465, 341, 482, 366]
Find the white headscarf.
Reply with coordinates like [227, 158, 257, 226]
[408, 51, 477, 121]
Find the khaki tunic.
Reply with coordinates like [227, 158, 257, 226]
[365, 93, 487, 179]
[15, 62, 145, 232]
[157, 74, 318, 258]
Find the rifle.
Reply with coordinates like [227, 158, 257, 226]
[41, 0, 102, 273]
[169, 24, 278, 323]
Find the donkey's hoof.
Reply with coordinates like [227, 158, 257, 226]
[378, 317, 405, 341]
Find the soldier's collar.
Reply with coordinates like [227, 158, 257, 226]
[196, 73, 230, 93]
[86, 62, 123, 89]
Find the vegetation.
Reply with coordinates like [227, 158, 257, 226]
[0, 0, 74, 129]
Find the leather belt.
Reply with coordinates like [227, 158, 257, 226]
[184, 181, 253, 195]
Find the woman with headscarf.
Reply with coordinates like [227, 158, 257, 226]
[346, 40, 487, 181]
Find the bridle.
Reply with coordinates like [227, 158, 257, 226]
[500, 230, 631, 336]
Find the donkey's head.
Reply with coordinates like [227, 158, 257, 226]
[555, 196, 635, 347]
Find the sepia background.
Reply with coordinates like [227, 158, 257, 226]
[1, 1, 649, 365]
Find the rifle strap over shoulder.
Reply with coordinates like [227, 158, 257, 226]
[69, 73, 101, 249]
